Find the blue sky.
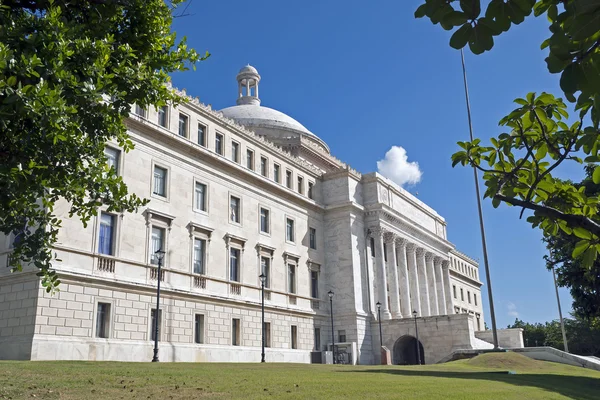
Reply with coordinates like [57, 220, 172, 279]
[170, 0, 580, 328]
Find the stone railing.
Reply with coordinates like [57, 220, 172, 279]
[311, 300, 320, 310]
[97, 257, 115, 273]
[230, 283, 241, 296]
[193, 276, 206, 289]
[150, 268, 165, 282]
[264, 291, 271, 301]
[288, 295, 297, 305]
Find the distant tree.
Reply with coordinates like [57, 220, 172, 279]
[0, 0, 207, 292]
[508, 318, 546, 347]
[416, 1, 600, 266]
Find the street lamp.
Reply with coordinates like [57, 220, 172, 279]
[412, 310, 421, 366]
[328, 290, 335, 364]
[259, 273, 267, 363]
[151, 249, 166, 362]
[376, 301, 383, 349]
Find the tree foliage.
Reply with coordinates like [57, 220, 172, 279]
[416, 1, 600, 265]
[0, 0, 207, 291]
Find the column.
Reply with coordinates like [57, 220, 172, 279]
[246, 80, 250, 96]
[416, 248, 430, 317]
[442, 260, 454, 314]
[365, 230, 376, 318]
[434, 257, 447, 315]
[372, 228, 391, 319]
[384, 232, 401, 318]
[406, 243, 420, 317]
[396, 238, 411, 318]
[425, 253, 439, 316]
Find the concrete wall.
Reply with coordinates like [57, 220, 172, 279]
[475, 328, 524, 349]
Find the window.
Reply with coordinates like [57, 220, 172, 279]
[314, 328, 321, 351]
[338, 330, 346, 343]
[467, 291, 471, 304]
[231, 141, 240, 163]
[297, 176, 304, 194]
[310, 270, 319, 298]
[232, 318, 241, 346]
[308, 182, 314, 199]
[260, 207, 269, 234]
[158, 105, 168, 128]
[453, 285, 457, 299]
[153, 166, 167, 197]
[309, 227, 316, 250]
[230, 196, 241, 223]
[150, 309, 162, 341]
[261, 256, 270, 289]
[104, 147, 120, 176]
[370, 237, 375, 257]
[197, 123, 206, 147]
[178, 113, 188, 137]
[273, 164, 281, 183]
[194, 314, 204, 344]
[98, 213, 115, 256]
[150, 227, 165, 265]
[288, 263, 296, 294]
[230, 248, 240, 282]
[476, 316, 481, 331]
[95, 302, 110, 338]
[474, 294, 478, 306]
[264, 322, 271, 347]
[460, 288, 464, 301]
[195, 182, 207, 212]
[260, 156, 267, 177]
[286, 218, 295, 242]
[215, 133, 223, 155]
[286, 170, 292, 188]
[246, 149, 254, 170]
[291, 325, 298, 349]
[135, 104, 146, 118]
[193, 238, 205, 274]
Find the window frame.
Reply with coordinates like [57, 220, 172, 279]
[231, 140, 240, 163]
[150, 225, 166, 265]
[259, 206, 270, 235]
[308, 181, 314, 199]
[260, 156, 268, 177]
[229, 194, 242, 226]
[246, 148, 254, 170]
[232, 318, 241, 346]
[285, 217, 295, 244]
[264, 321, 271, 348]
[260, 255, 271, 289]
[157, 105, 169, 128]
[297, 175, 304, 195]
[149, 308, 163, 342]
[215, 132, 224, 155]
[178, 112, 189, 138]
[98, 212, 117, 256]
[193, 179, 208, 214]
[273, 163, 281, 183]
[287, 262, 297, 294]
[309, 227, 317, 250]
[192, 237, 207, 275]
[151, 163, 170, 200]
[310, 270, 319, 298]
[291, 325, 298, 349]
[93, 300, 113, 339]
[197, 122, 207, 147]
[194, 314, 205, 344]
[104, 146, 121, 177]
[314, 327, 321, 351]
[285, 169, 293, 189]
[229, 246, 242, 282]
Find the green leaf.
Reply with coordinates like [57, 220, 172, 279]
[560, 64, 579, 95]
[593, 165, 600, 184]
[582, 246, 598, 267]
[414, 4, 428, 18]
[573, 239, 589, 258]
[573, 227, 593, 240]
[460, 0, 481, 19]
[450, 23, 474, 49]
[442, 11, 468, 27]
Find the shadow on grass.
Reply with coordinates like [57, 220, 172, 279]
[340, 368, 600, 400]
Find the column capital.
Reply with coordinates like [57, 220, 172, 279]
[416, 247, 426, 257]
[441, 259, 450, 269]
[383, 231, 396, 244]
[434, 256, 446, 266]
[406, 242, 417, 252]
[395, 237, 407, 248]
[369, 226, 385, 238]
[425, 252, 435, 262]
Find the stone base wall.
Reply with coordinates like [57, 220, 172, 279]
[475, 328, 524, 349]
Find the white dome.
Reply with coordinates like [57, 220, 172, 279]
[221, 104, 314, 137]
[239, 65, 258, 74]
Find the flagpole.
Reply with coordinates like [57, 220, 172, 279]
[460, 49, 499, 349]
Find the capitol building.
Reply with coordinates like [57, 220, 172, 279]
[0, 66, 518, 364]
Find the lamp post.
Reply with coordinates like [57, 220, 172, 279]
[151, 249, 166, 363]
[259, 273, 267, 363]
[376, 301, 383, 349]
[328, 290, 335, 364]
[412, 310, 421, 366]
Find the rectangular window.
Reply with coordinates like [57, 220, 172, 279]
[286, 170, 292, 188]
[98, 212, 115, 256]
[246, 149, 254, 170]
[230, 248, 240, 282]
[197, 123, 206, 147]
[467, 291, 471, 304]
[291, 325, 298, 349]
[95, 302, 110, 338]
[288, 263, 296, 294]
[232, 318, 240, 346]
[309, 227, 316, 250]
[460, 288, 464, 301]
[314, 328, 321, 351]
[215, 133, 223, 155]
[150, 309, 162, 341]
[260, 156, 268, 177]
[308, 182, 314, 199]
[297, 176, 304, 194]
[150, 226, 165, 265]
[231, 141, 240, 163]
[194, 314, 204, 344]
[260, 208, 270, 233]
[135, 104, 146, 118]
[453, 285, 457, 299]
[193, 238, 205, 274]
[158, 105, 168, 128]
[195, 182, 207, 212]
[264, 322, 271, 347]
[104, 147, 120, 176]
[370, 237, 375, 257]
[477, 317, 481, 331]
[310, 270, 319, 298]
[153, 166, 167, 197]
[178, 113, 188, 137]
[261, 256, 270, 289]
[338, 330, 346, 343]
[273, 164, 281, 183]
[286, 218, 294, 242]
[474, 294, 478, 306]
[230, 196, 241, 223]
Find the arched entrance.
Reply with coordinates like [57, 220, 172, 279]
[393, 335, 425, 365]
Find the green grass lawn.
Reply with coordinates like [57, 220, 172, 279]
[1, 352, 599, 399]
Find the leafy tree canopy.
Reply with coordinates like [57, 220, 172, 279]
[416, 1, 600, 265]
[0, 0, 207, 291]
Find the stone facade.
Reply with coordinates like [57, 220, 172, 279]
[0, 66, 495, 364]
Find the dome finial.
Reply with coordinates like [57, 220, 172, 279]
[236, 65, 261, 106]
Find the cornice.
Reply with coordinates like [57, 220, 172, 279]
[450, 249, 479, 266]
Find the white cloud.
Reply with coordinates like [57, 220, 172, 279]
[376, 146, 422, 187]
[507, 302, 519, 318]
